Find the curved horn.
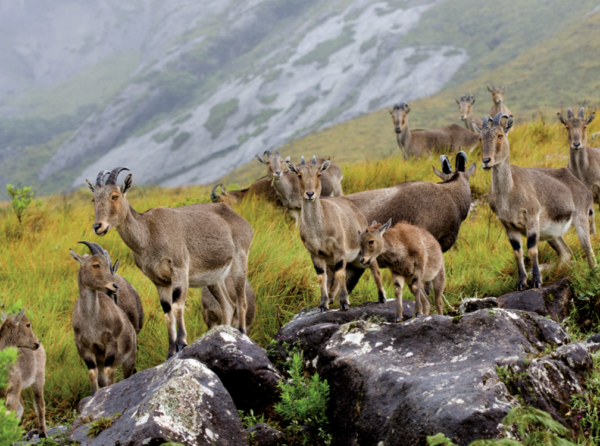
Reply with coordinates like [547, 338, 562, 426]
[456, 151, 467, 172]
[105, 167, 130, 185]
[492, 113, 509, 126]
[579, 107, 585, 119]
[482, 115, 492, 129]
[96, 170, 109, 187]
[441, 155, 452, 175]
[301, 156, 306, 165]
[263, 150, 272, 156]
[312, 155, 317, 165]
[211, 184, 222, 202]
[78, 241, 104, 256]
[567, 108, 574, 119]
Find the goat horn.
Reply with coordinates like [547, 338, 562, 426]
[105, 167, 130, 185]
[95, 170, 109, 186]
[13, 308, 25, 324]
[456, 151, 467, 172]
[312, 155, 317, 165]
[441, 155, 452, 174]
[482, 115, 492, 129]
[264, 150, 271, 156]
[301, 156, 306, 165]
[211, 184, 222, 202]
[492, 113, 509, 126]
[78, 241, 105, 256]
[275, 149, 280, 155]
[579, 107, 585, 119]
[567, 108, 574, 119]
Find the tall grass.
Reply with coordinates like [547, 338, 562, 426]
[3, 117, 600, 430]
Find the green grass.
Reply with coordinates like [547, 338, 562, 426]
[5, 117, 600, 431]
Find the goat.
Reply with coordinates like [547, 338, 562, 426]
[487, 85, 513, 131]
[341, 151, 475, 293]
[256, 150, 344, 222]
[287, 156, 377, 311]
[388, 102, 479, 158]
[87, 167, 254, 359]
[359, 220, 445, 320]
[474, 113, 596, 290]
[455, 94, 482, 134]
[211, 177, 279, 205]
[557, 107, 600, 213]
[70, 242, 139, 394]
[0, 310, 46, 438]
[201, 278, 256, 331]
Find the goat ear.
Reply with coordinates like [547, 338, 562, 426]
[465, 162, 477, 179]
[70, 249, 84, 264]
[557, 113, 568, 126]
[388, 107, 393, 114]
[472, 122, 481, 134]
[405, 104, 411, 114]
[320, 160, 331, 172]
[587, 112, 596, 125]
[455, 99, 460, 105]
[121, 174, 133, 194]
[432, 166, 448, 181]
[471, 97, 476, 105]
[86, 179, 95, 193]
[256, 154, 267, 164]
[487, 86, 492, 92]
[380, 219, 392, 234]
[504, 115, 514, 133]
[287, 162, 298, 174]
[284, 156, 291, 163]
[13, 309, 25, 325]
[112, 260, 119, 275]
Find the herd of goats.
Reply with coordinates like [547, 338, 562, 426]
[2, 85, 600, 439]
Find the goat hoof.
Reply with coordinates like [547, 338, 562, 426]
[415, 312, 423, 318]
[533, 279, 542, 288]
[319, 305, 328, 313]
[176, 343, 186, 352]
[395, 316, 402, 323]
[340, 302, 349, 311]
[517, 283, 525, 291]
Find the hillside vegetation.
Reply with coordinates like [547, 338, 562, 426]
[4, 117, 600, 431]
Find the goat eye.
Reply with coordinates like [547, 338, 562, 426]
[93, 264, 100, 269]
[111, 195, 119, 201]
[369, 240, 374, 245]
[26, 324, 30, 328]
[298, 175, 302, 179]
[498, 134, 503, 138]
[91, 199, 95, 203]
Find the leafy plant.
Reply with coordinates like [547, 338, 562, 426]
[0, 347, 22, 444]
[6, 184, 41, 225]
[570, 352, 600, 443]
[86, 412, 121, 438]
[238, 409, 266, 429]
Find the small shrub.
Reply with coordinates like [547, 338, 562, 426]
[0, 347, 22, 444]
[204, 99, 239, 139]
[6, 184, 41, 225]
[86, 412, 121, 438]
[571, 352, 600, 442]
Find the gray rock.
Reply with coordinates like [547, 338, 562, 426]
[68, 356, 248, 446]
[459, 296, 498, 314]
[497, 278, 571, 322]
[177, 325, 282, 414]
[245, 423, 284, 446]
[281, 308, 589, 445]
[15, 425, 67, 445]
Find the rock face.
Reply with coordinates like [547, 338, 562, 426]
[177, 325, 282, 413]
[277, 308, 591, 445]
[246, 423, 284, 446]
[68, 355, 248, 446]
[459, 296, 498, 314]
[497, 278, 571, 322]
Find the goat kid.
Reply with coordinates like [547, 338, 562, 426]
[475, 113, 596, 290]
[211, 177, 279, 205]
[359, 220, 445, 321]
[456, 94, 483, 134]
[70, 242, 139, 394]
[487, 85, 513, 131]
[0, 310, 46, 437]
[287, 156, 376, 311]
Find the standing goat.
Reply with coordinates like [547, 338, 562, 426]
[456, 94, 482, 134]
[557, 107, 600, 211]
[256, 150, 344, 221]
[487, 85, 513, 130]
[87, 167, 253, 358]
[0, 310, 46, 438]
[287, 156, 376, 311]
[201, 278, 256, 331]
[211, 177, 279, 205]
[389, 102, 479, 158]
[342, 152, 475, 293]
[70, 242, 140, 394]
[359, 220, 445, 320]
[475, 113, 596, 290]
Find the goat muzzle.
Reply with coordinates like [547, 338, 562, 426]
[573, 142, 581, 150]
[93, 223, 109, 236]
[395, 127, 401, 134]
[482, 158, 492, 170]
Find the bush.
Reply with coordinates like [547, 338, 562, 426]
[204, 99, 240, 139]
[6, 184, 41, 225]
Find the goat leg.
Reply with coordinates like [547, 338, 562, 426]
[506, 228, 528, 291]
[313, 257, 330, 312]
[157, 285, 178, 359]
[393, 274, 405, 322]
[31, 380, 47, 438]
[369, 261, 387, 303]
[573, 214, 598, 269]
[526, 231, 542, 288]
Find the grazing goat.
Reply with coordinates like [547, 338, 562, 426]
[359, 220, 445, 320]
[202, 278, 256, 331]
[389, 102, 479, 158]
[0, 310, 46, 438]
[287, 156, 375, 311]
[487, 85, 513, 131]
[211, 177, 279, 205]
[256, 150, 344, 221]
[342, 152, 475, 293]
[475, 113, 596, 290]
[70, 242, 139, 394]
[557, 107, 600, 214]
[87, 167, 253, 358]
[456, 94, 482, 134]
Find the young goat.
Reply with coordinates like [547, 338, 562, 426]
[0, 310, 46, 438]
[557, 107, 600, 213]
[359, 221, 445, 321]
[487, 85, 513, 132]
[210, 177, 279, 205]
[475, 113, 596, 290]
[287, 156, 375, 311]
[455, 94, 482, 134]
[70, 242, 139, 394]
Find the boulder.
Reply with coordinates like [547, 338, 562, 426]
[285, 309, 590, 446]
[68, 356, 248, 446]
[459, 296, 498, 314]
[245, 423, 284, 446]
[177, 325, 282, 413]
[497, 278, 571, 322]
[16, 426, 68, 445]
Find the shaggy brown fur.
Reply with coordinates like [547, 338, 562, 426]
[456, 94, 483, 134]
[475, 113, 596, 290]
[211, 176, 279, 205]
[0, 310, 46, 437]
[87, 167, 254, 359]
[389, 102, 479, 158]
[359, 221, 445, 320]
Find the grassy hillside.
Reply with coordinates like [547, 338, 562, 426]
[4, 117, 600, 431]
[221, 7, 600, 186]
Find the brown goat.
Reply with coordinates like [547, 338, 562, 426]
[0, 310, 46, 438]
[389, 102, 479, 158]
[359, 220, 445, 320]
[257, 150, 344, 221]
[87, 167, 253, 359]
[487, 85, 513, 131]
[287, 156, 374, 311]
[475, 113, 596, 290]
[201, 278, 256, 330]
[70, 242, 139, 394]
[557, 107, 600, 211]
[456, 94, 482, 134]
[211, 177, 279, 205]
